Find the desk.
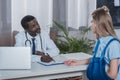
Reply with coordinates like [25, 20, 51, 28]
[0, 52, 91, 80]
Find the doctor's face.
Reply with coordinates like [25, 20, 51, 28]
[27, 19, 40, 37]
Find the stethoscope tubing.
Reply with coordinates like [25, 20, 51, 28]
[25, 32, 43, 50]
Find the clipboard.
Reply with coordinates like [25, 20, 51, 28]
[37, 55, 66, 66]
[37, 61, 64, 66]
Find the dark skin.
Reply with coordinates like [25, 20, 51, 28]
[26, 19, 53, 62]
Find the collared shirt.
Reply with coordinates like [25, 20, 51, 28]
[15, 30, 60, 57]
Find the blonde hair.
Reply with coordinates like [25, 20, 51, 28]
[92, 6, 118, 39]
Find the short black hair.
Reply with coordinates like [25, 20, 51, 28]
[21, 15, 35, 29]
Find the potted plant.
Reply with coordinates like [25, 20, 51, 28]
[51, 21, 95, 54]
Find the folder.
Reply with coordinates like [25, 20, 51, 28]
[37, 61, 64, 66]
[32, 55, 66, 66]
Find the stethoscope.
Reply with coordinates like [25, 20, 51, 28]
[24, 31, 43, 50]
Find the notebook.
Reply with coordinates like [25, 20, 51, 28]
[0, 47, 31, 69]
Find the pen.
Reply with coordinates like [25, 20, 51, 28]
[46, 53, 56, 62]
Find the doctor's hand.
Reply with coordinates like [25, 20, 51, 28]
[36, 51, 45, 56]
[41, 55, 53, 63]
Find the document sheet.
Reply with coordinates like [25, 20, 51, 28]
[32, 55, 66, 66]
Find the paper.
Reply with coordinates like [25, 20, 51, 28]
[53, 55, 66, 63]
[31, 54, 66, 66]
[32, 55, 41, 63]
[37, 55, 66, 66]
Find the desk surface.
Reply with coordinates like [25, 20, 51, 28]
[0, 52, 91, 80]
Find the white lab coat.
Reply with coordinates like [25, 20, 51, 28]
[15, 30, 60, 57]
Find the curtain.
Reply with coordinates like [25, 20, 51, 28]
[53, 0, 66, 26]
[0, 0, 11, 46]
[88, 0, 96, 27]
[0, 0, 96, 46]
[66, 0, 88, 29]
[11, 0, 53, 33]
[53, 0, 96, 29]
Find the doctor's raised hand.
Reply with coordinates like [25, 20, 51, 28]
[14, 15, 60, 63]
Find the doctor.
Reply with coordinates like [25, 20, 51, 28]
[15, 15, 60, 62]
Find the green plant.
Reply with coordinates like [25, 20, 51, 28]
[52, 21, 95, 54]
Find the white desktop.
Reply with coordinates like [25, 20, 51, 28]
[0, 52, 91, 80]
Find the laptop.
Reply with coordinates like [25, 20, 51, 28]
[0, 47, 31, 69]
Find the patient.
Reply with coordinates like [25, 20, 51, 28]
[64, 6, 120, 80]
